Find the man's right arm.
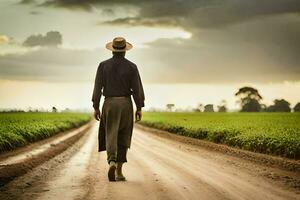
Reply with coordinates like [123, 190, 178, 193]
[131, 66, 145, 121]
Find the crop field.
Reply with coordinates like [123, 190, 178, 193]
[140, 112, 300, 159]
[0, 112, 91, 152]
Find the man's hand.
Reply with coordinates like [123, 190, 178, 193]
[135, 110, 142, 122]
[94, 109, 101, 121]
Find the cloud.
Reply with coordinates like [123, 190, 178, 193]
[33, 1, 300, 55]
[20, 0, 36, 4]
[0, 30, 102, 82]
[29, 11, 41, 15]
[138, 13, 300, 83]
[23, 31, 62, 47]
[12, 0, 300, 83]
[18, 0, 300, 30]
[40, 0, 102, 11]
[27, 0, 300, 27]
[0, 35, 10, 45]
[137, 35, 300, 83]
[102, 17, 181, 28]
[0, 35, 299, 83]
[0, 46, 107, 82]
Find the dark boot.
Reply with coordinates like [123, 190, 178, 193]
[108, 161, 116, 181]
[115, 162, 126, 181]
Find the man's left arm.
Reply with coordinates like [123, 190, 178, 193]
[92, 63, 103, 120]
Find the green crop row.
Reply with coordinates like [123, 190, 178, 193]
[0, 112, 91, 152]
[139, 112, 300, 159]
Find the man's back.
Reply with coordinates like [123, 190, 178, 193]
[101, 55, 138, 98]
[92, 52, 144, 111]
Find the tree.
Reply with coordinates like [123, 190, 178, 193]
[260, 104, 267, 112]
[294, 103, 300, 112]
[218, 100, 227, 112]
[194, 103, 203, 112]
[52, 106, 57, 113]
[204, 104, 214, 112]
[166, 104, 175, 112]
[267, 99, 291, 112]
[235, 86, 262, 112]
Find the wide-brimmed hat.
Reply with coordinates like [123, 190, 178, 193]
[106, 37, 133, 52]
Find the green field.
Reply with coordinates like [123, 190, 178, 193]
[0, 113, 91, 152]
[140, 112, 300, 159]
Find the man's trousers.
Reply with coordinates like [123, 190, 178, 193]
[101, 97, 133, 163]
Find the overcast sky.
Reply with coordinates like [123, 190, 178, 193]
[0, 0, 299, 110]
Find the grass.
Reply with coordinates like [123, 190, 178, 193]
[139, 112, 300, 159]
[0, 112, 91, 152]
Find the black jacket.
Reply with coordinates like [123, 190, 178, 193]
[92, 54, 145, 111]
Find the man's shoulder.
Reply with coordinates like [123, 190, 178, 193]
[99, 58, 113, 66]
[124, 58, 137, 69]
[98, 57, 137, 70]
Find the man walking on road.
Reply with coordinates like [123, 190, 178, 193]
[92, 37, 145, 181]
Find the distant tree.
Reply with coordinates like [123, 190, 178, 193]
[0, 109, 25, 113]
[175, 108, 184, 112]
[235, 86, 262, 112]
[217, 106, 226, 112]
[52, 106, 57, 113]
[28, 106, 33, 112]
[149, 107, 160, 112]
[63, 108, 71, 113]
[267, 99, 291, 112]
[194, 103, 203, 112]
[294, 103, 300, 112]
[204, 104, 214, 112]
[218, 100, 227, 112]
[241, 99, 261, 112]
[166, 104, 175, 112]
[260, 104, 267, 112]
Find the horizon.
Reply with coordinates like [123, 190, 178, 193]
[1, 80, 299, 112]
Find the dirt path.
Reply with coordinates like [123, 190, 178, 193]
[0, 123, 299, 200]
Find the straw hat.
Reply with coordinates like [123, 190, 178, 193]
[106, 37, 133, 52]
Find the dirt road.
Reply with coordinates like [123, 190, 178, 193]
[0, 123, 299, 200]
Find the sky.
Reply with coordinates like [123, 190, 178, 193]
[0, 0, 299, 111]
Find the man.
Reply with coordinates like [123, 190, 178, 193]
[92, 37, 145, 182]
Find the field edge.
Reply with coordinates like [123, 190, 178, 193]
[136, 123, 300, 173]
[0, 121, 94, 187]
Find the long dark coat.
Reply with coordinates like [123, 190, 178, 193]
[98, 118, 106, 152]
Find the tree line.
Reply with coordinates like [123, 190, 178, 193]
[235, 86, 299, 112]
[166, 86, 300, 112]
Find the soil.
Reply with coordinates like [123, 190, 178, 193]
[0, 122, 299, 200]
